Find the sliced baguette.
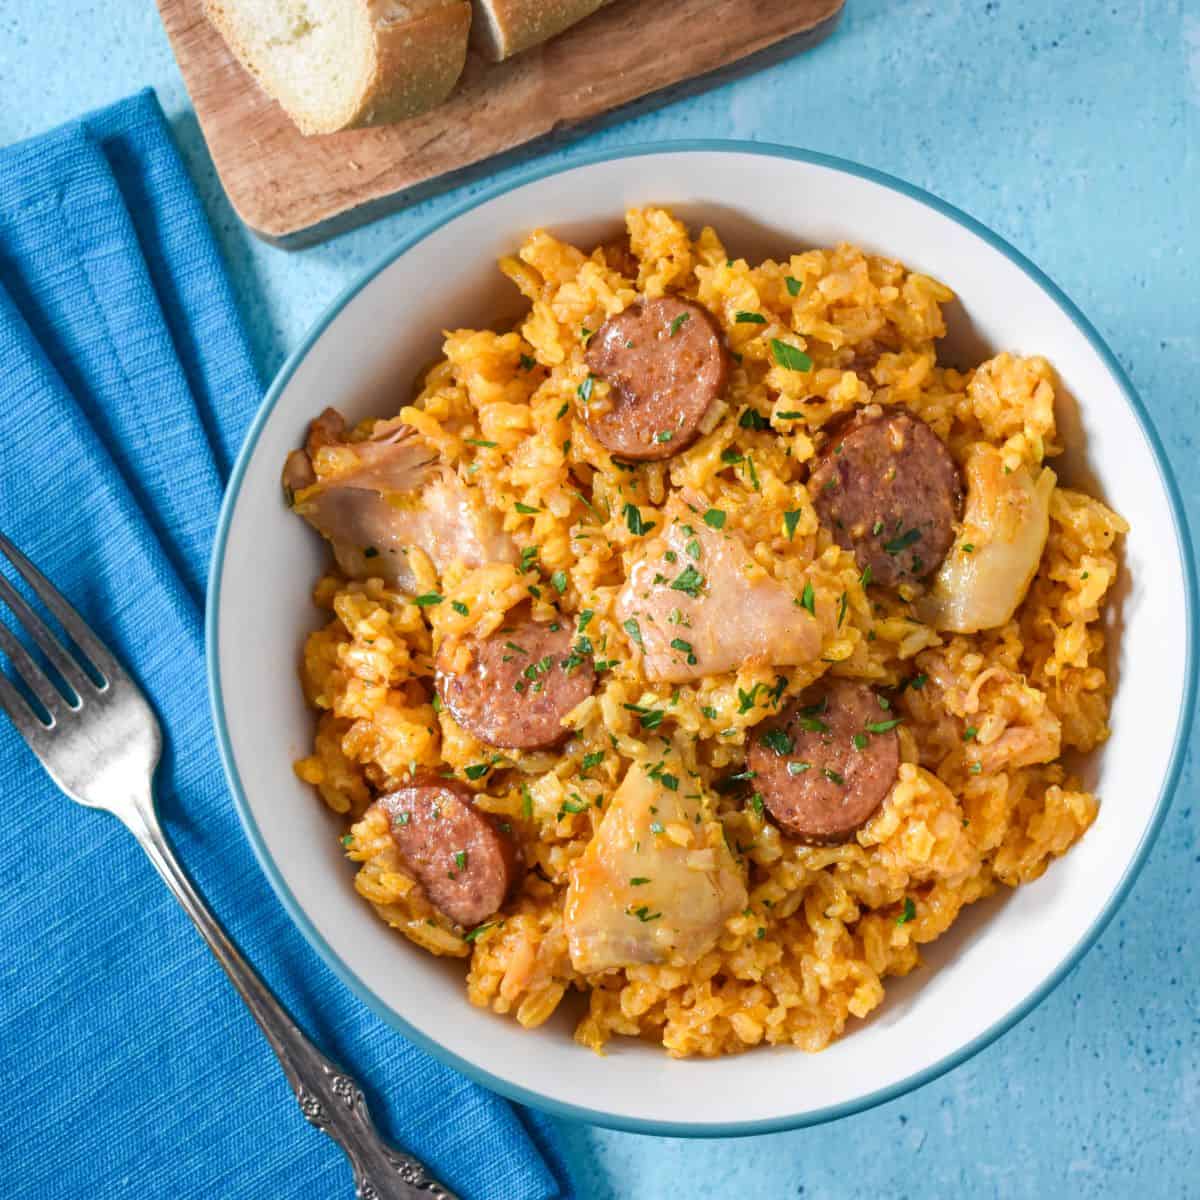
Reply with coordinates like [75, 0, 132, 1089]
[469, 0, 609, 62]
[206, 0, 472, 136]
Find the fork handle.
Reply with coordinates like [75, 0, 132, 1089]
[122, 799, 458, 1200]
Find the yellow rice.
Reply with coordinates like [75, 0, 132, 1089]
[293, 208, 1126, 1057]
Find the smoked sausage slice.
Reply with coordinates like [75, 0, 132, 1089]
[435, 610, 595, 750]
[583, 297, 727, 461]
[748, 679, 900, 843]
[377, 780, 519, 927]
[810, 410, 963, 588]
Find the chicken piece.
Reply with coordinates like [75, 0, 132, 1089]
[615, 494, 821, 683]
[917, 445, 1055, 634]
[564, 762, 747, 974]
[284, 407, 517, 590]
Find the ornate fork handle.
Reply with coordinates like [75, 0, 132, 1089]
[123, 796, 457, 1200]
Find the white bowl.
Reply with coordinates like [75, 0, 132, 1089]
[208, 144, 1196, 1135]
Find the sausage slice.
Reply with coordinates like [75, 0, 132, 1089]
[583, 296, 727, 461]
[377, 781, 519, 927]
[435, 610, 595, 750]
[747, 679, 900, 843]
[810, 410, 963, 588]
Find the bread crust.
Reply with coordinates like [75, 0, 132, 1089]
[206, 0, 472, 136]
[470, 0, 608, 61]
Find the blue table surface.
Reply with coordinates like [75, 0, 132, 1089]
[3, 2, 1198, 1196]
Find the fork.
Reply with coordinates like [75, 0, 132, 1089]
[0, 533, 457, 1200]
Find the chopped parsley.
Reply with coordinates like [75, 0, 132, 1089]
[770, 339, 813, 372]
[464, 922, 496, 942]
[648, 821, 665, 835]
[340, 834, 355, 847]
[412, 593, 443, 607]
[783, 510, 801, 540]
[622, 617, 644, 647]
[703, 508, 726, 529]
[504, 641, 528, 655]
[739, 408, 770, 430]
[521, 783, 533, 819]
[963, 726, 978, 742]
[581, 751, 605, 771]
[629, 905, 662, 922]
[776, 411, 804, 419]
[551, 570, 568, 594]
[623, 503, 655, 536]
[670, 637, 697, 665]
[865, 718, 902, 734]
[519, 354, 536, 370]
[363, 547, 379, 559]
[734, 311, 767, 324]
[670, 565, 705, 597]
[395, 812, 411, 826]
[464, 762, 494, 781]
[786, 761, 811, 776]
[669, 312, 691, 336]
[654, 430, 674, 444]
[701, 705, 719, 719]
[577, 375, 594, 403]
[659, 773, 679, 791]
[519, 546, 539, 573]
[451, 600, 469, 616]
[823, 768, 845, 785]
[896, 897, 917, 925]
[860, 564, 874, 587]
[761, 728, 795, 756]
[737, 684, 764, 714]
[797, 716, 829, 733]
[837, 592, 848, 627]
[630, 877, 651, 886]
[749, 792, 765, 816]
[514, 501, 541, 514]
[799, 581, 816, 615]
[784, 276, 803, 297]
[852, 733, 869, 751]
[883, 528, 922, 555]
[961, 542, 975, 554]
[454, 850, 468, 871]
[464, 437, 498, 448]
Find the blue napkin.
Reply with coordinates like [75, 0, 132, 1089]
[0, 90, 574, 1200]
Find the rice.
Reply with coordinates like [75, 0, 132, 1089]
[293, 208, 1125, 1057]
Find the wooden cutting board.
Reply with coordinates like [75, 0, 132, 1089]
[157, 0, 844, 247]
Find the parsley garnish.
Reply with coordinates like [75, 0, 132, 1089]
[785, 276, 802, 297]
[963, 727, 978, 742]
[413, 593, 443, 607]
[896, 897, 916, 925]
[734, 311, 767, 324]
[883, 528, 922, 555]
[629, 905, 662, 922]
[823, 768, 845, 785]
[519, 354, 536, 370]
[454, 850, 468, 870]
[464, 922, 495, 942]
[623, 503, 655, 536]
[770, 339, 813, 371]
[669, 312, 691, 337]
[783, 510, 801, 540]
[514, 501, 540, 514]
[786, 761, 811, 776]
[363, 547, 379, 559]
[577, 375, 594, 402]
[799, 582, 815, 615]
[670, 565, 704, 597]
[581, 751, 605, 771]
[464, 762, 491, 780]
[630, 877, 651, 886]
[622, 617, 643, 646]
[703, 508, 726, 529]
[739, 408, 769, 430]
[837, 592, 848, 627]
[761, 728, 795, 756]
[451, 600, 469, 616]
[551, 570, 568, 594]
[865, 718, 902, 734]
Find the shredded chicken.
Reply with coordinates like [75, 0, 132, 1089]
[615, 494, 821, 683]
[564, 762, 747, 974]
[284, 407, 517, 590]
[918, 445, 1055, 634]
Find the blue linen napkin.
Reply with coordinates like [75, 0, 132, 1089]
[0, 90, 574, 1200]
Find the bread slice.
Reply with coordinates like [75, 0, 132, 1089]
[206, 0, 472, 135]
[469, 0, 608, 62]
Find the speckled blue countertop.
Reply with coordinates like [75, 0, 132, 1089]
[2, 1, 1197, 1195]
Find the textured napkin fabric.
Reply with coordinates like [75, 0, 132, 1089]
[0, 90, 573, 1200]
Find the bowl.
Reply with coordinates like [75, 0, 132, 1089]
[207, 143, 1196, 1135]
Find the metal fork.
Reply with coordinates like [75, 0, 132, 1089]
[0, 533, 457, 1200]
